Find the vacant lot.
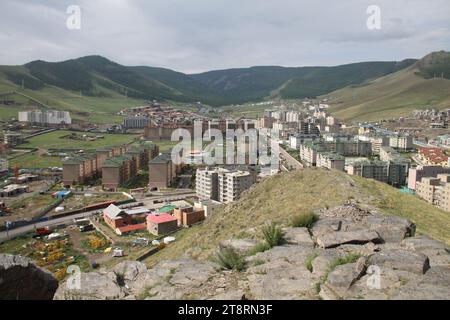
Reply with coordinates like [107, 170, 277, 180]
[21, 130, 139, 150]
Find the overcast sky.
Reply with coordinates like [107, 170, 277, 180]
[0, 0, 449, 73]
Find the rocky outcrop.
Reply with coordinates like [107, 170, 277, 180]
[0, 254, 58, 300]
[53, 205, 450, 300]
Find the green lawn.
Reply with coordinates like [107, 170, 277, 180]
[21, 130, 139, 150]
[9, 151, 63, 168]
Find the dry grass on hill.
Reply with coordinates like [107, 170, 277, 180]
[145, 168, 450, 266]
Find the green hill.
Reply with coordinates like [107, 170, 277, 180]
[145, 168, 450, 266]
[326, 51, 450, 121]
[191, 61, 416, 103]
[0, 55, 416, 113]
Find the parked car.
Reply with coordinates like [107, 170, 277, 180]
[79, 224, 94, 232]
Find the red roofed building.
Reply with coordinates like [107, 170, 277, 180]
[146, 213, 178, 235]
[418, 147, 449, 166]
[116, 223, 147, 235]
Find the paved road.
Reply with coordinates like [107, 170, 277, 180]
[279, 146, 303, 171]
[0, 191, 196, 242]
[0, 210, 99, 243]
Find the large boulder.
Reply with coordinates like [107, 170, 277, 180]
[0, 254, 58, 300]
[401, 236, 450, 267]
[54, 272, 124, 300]
[359, 216, 416, 243]
[220, 239, 259, 255]
[390, 266, 450, 300]
[315, 230, 381, 248]
[367, 249, 430, 274]
[283, 227, 315, 247]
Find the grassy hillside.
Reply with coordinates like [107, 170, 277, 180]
[144, 168, 450, 266]
[191, 61, 415, 103]
[0, 55, 416, 115]
[326, 51, 450, 121]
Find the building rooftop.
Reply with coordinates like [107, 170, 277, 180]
[147, 213, 177, 224]
[318, 152, 345, 160]
[104, 204, 124, 219]
[150, 153, 172, 164]
[103, 154, 134, 167]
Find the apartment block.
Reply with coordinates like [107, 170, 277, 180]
[407, 165, 450, 190]
[389, 135, 413, 150]
[299, 143, 318, 166]
[299, 140, 372, 166]
[195, 167, 220, 200]
[148, 153, 176, 190]
[347, 160, 408, 186]
[347, 160, 389, 183]
[102, 154, 138, 190]
[18, 110, 72, 125]
[416, 174, 450, 211]
[218, 170, 255, 203]
[289, 134, 319, 150]
[195, 167, 255, 203]
[369, 136, 390, 154]
[316, 152, 345, 171]
[62, 153, 98, 186]
[123, 116, 150, 129]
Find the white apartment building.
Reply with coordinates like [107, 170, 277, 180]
[219, 170, 255, 203]
[289, 134, 319, 150]
[389, 135, 413, 150]
[286, 111, 300, 123]
[18, 110, 72, 125]
[196, 167, 255, 203]
[122, 116, 150, 129]
[195, 167, 220, 200]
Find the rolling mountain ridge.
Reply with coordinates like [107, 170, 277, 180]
[325, 51, 450, 121]
[0, 55, 417, 106]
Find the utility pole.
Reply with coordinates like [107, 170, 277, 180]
[21, 79, 24, 90]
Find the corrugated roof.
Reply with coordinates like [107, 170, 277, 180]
[104, 204, 124, 219]
[147, 213, 177, 224]
[158, 204, 177, 213]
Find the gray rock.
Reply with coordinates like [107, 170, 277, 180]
[209, 290, 246, 300]
[220, 239, 259, 255]
[360, 215, 415, 243]
[367, 249, 430, 274]
[316, 230, 381, 248]
[54, 272, 123, 300]
[0, 254, 58, 300]
[283, 227, 314, 247]
[326, 257, 366, 292]
[248, 265, 318, 299]
[390, 266, 450, 300]
[113, 261, 147, 281]
[401, 236, 450, 267]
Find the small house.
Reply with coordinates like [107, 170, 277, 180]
[146, 213, 178, 235]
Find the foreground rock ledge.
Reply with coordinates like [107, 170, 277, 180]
[53, 205, 450, 300]
[0, 254, 58, 300]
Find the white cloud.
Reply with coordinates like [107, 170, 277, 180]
[0, 0, 449, 72]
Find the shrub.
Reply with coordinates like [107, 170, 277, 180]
[291, 212, 319, 228]
[215, 247, 245, 271]
[262, 222, 286, 248]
